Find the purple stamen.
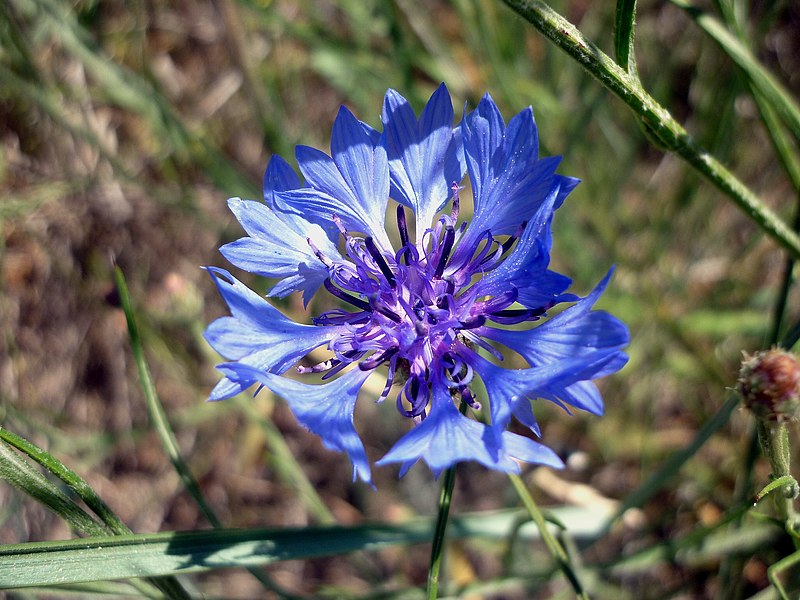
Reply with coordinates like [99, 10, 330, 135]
[471, 288, 518, 314]
[488, 306, 547, 325]
[459, 315, 486, 330]
[375, 304, 402, 323]
[365, 236, 396, 287]
[324, 278, 371, 311]
[460, 387, 481, 411]
[359, 346, 399, 371]
[433, 226, 455, 279]
[397, 205, 410, 249]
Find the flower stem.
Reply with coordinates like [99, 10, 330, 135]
[757, 420, 800, 531]
[509, 473, 590, 600]
[499, 0, 800, 260]
[427, 462, 458, 600]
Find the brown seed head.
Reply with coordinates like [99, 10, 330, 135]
[738, 349, 800, 422]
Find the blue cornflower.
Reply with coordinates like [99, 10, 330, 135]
[205, 84, 629, 484]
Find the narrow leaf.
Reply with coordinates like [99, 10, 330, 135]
[613, 0, 638, 77]
[0, 428, 130, 535]
[0, 508, 605, 588]
[671, 0, 800, 142]
[0, 436, 106, 537]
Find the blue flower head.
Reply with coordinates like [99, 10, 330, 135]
[205, 84, 629, 485]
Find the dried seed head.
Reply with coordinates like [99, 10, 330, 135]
[738, 349, 800, 422]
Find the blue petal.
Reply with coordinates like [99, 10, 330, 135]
[460, 345, 623, 438]
[216, 364, 373, 484]
[377, 380, 563, 474]
[553, 174, 580, 209]
[262, 155, 301, 208]
[203, 268, 340, 399]
[220, 198, 340, 303]
[479, 270, 630, 415]
[284, 107, 391, 248]
[381, 84, 465, 238]
[461, 96, 501, 213]
[470, 180, 573, 306]
[461, 95, 566, 246]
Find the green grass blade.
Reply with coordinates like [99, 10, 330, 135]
[509, 474, 589, 599]
[0, 524, 422, 589]
[780, 319, 800, 351]
[670, 0, 800, 142]
[115, 267, 221, 530]
[613, 0, 638, 77]
[0, 507, 606, 588]
[0, 428, 130, 535]
[0, 433, 107, 537]
[0, 432, 193, 599]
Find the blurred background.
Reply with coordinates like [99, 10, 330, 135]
[1, 0, 799, 597]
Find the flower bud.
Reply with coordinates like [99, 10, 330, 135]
[738, 349, 800, 422]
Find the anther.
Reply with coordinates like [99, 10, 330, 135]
[359, 346, 399, 371]
[364, 236, 397, 287]
[460, 387, 481, 411]
[433, 226, 455, 279]
[323, 278, 371, 311]
[397, 205, 410, 249]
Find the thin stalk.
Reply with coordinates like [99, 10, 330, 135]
[757, 421, 800, 530]
[115, 267, 298, 598]
[509, 473, 589, 600]
[769, 206, 800, 346]
[427, 463, 458, 600]
[499, 0, 800, 259]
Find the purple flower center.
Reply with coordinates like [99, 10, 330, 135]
[302, 184, 548, 422]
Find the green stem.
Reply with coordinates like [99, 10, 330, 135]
[509, 473, 589, 600]
[115, 267, 297, 598]
[427, 463, 458, 600]
[757, 421, 800, 530]
[499, 0, 800, 259]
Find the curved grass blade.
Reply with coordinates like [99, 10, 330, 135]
[509, 474, 589, 600]
[114, 267, 220, 529]
[0, 428, 130, 535]
[0, 430, 190, 599]
[0, 435, 107, 537]
[781, 319, 800, 351]
[670, 0, 800, 142]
